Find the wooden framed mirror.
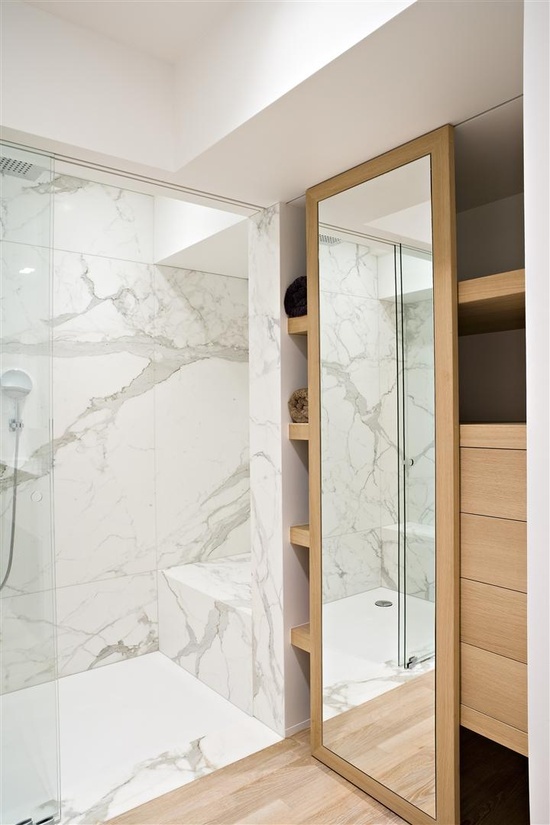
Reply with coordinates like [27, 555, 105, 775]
[306, 126, 459, 825]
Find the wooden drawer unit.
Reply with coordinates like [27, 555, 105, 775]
[461, 579, 527, 663]
[461, 643, 527, 733]
[460, 447, 526, 521]
[459, 424, 527, 753]
[461, 513, 526, 592]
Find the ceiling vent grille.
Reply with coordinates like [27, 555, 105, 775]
[1, 156, 44, 181]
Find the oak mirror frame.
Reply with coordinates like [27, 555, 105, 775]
[306, 126, 459, 825]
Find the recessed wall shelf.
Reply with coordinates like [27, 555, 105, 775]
[458, 269, 525, 335]
[288, 423, 310, 441]
[289, 524, 310, 548]
[290, 623, 311, 653]
[460, 423, 526, 450]
[287, 315, 309, 335]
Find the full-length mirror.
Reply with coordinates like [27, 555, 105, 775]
[319, 156, 436, 815]
[307, 128, 458, 825]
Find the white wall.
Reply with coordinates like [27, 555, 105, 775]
[173, 1, 413, 168]
[0, 0, 175, 170]
[153, 197, 244, 262]
[1, 0, 412, 177]
[524, 2, 550, 823]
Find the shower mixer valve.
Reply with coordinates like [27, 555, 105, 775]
[9, 418, 24, 432]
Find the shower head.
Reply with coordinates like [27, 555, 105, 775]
[0, 155, 44, 181]
[1, 369, 33, 400]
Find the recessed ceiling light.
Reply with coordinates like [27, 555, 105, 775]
[19, 267, 36, 275]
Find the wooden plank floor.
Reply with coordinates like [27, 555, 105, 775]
[107, 717, 530, 825]
[323, 672, 435, 818]
[106, 730, 406, 825]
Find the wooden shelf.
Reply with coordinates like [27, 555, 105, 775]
[460, 423, 526, 450]
[290, 623, 311, 653]
[287, 315, 308, 335]
[458, 269, 525, 335]
[461, 705, 528, 757]
[288, 423, 309, 441]
[290, 524, 310, 548]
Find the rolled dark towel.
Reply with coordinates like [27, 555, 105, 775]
[288, 388, 308, 423]
[284, 276, 307, 318]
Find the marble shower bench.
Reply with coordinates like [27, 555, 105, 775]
[158, 554, 252, 714]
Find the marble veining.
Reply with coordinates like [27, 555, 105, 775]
[0, 589, 57, 694]
[55, 572, 158, 678]
[319, 240, 435, 617]
[322, 586, 434, 719]
[159, 555, 252, 713]
[248, 206, 285, 735]
[2, 172, 252, 698]
[57, 652, 280, 824]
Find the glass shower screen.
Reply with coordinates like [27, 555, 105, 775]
[0, 143, 60, 825]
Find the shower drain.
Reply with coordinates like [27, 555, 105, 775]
[375, 599, 393, 608]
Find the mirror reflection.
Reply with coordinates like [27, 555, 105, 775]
[319, 156, 436, 816]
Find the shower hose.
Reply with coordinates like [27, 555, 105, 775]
[0, 420, 21, 592]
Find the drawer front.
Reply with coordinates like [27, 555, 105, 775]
[460, 447, 526, 521]
[461, 643, 527, 732]
[461, 513, 526, 592]
[461, 579, 527, 663]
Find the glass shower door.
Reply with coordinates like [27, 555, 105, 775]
[400, 245, 435, 667]
[1, 144, 60, 824]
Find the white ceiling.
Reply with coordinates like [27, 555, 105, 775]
[25, 0, 240, 63]
[172, 0, 524, 206]
[8, 0, 524, 212]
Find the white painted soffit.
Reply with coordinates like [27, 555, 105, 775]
[172, 0, 524, 206]
[24, 0, 240, 63]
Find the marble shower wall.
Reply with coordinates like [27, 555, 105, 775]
[319, 240, 395, 603]
[319, 241, 435, 604]
[1, 160, 56, 697]
[2, 172, 249, 687]
[248, 206, 285, 734]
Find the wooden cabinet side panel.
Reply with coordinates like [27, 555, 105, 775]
[461, 643, 528, 732]
[461, 513, 526, 592]
[460, 448, 526, 521]
[461, 579, 527, 662]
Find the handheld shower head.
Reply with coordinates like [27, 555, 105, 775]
[1, 369, 33, 400]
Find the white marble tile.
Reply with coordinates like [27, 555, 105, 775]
[58, 652, 280, 824]
[323, 530, 382, 603]
[52, 246, 157, 589]
[318, 240, 379, 299]
[53, 176, 154, 263]
[322, 586, 434, 719]
[53, 372, 156, 588]
[381, 522, 435, 602]
[55, 573, 158, 678]
[162, 554, 251, 608]
[0, 161, 54, 248]
[155, 359, 249, 569]
[0, 589, 57, 693]
[154, 266, 248, 350]
[159, 556, 252, 713]
[153, 266, 250, 569]
[53, 250, 157, 347]
[0, 472, 54, 600]
[318, 237, 435, 604]
[0, 241, 52, 345]
[248, 206, 285, 734]
[319, 285, 398, 539]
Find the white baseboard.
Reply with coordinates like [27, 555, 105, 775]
[285, 718, 310, 737]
